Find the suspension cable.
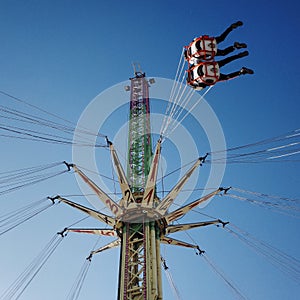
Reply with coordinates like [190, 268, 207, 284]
[0, 197, 58, 236]
[210, 129, 300, 154]
[0, 90, 107, 138]
[0, 91, 108, 147]
[0, 234, 64, 300]
[162, 87, 194, 139]
[66, 232, 104, 300]
[176, 222, 248, 299]
[206, 129, 300, 163]
[161, 256, 181, 300]
[162, 86, 213, 141]
[225, 224, 300, 284]
[160, 48, 185, 136]
[161, 48, 191, 138]
[202, 254, 249, 300]
[66, 259, 91, 300]
[232, 187, 300, 204]
[223, 187, 300, 218]
[0, 162, 71, 196]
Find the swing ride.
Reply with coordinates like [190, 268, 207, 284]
[0, 22, 299, 300]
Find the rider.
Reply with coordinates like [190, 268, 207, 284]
[187, 50, 254, 90]
[185, 21, 247, 62]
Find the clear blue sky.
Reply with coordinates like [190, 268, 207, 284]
[0, 1, 299, 299]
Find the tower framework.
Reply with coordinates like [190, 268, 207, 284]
[119, 71, 162, 300]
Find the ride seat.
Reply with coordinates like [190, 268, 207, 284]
[186, 36, 217, 61]
[187, 61, 220, 87]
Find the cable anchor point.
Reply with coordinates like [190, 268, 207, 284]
[196, 246, 205, 255]
[219, 186, 232, 195]
[57, 227, 68, 237]
[47, 195, 60, 204]
[161, 257, 169, 270]
[199, 153, 209, 165]
[217, 219, 230, 228]
[105, 136, 112, 147]
[63, 161, 74, 171]
[86, 252, 93, 262]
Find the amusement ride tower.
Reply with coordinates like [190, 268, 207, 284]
[58, 69, 226, 300]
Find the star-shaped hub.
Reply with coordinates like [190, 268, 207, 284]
[58, 140, 228, 255]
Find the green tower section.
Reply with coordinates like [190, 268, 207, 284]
[127, 71, 153, 194]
